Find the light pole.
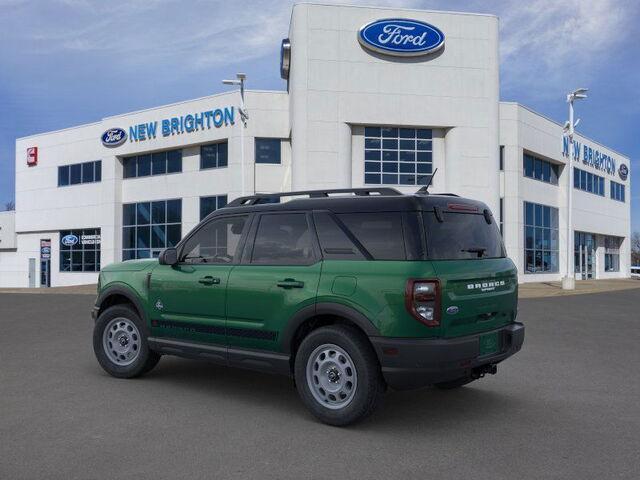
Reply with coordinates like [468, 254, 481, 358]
[222, 73, 249, 196]
[562, 87, 588, 290]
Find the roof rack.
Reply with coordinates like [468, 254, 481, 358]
[226, 188, 402, 207]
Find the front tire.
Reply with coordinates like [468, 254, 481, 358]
[294, 325, 385, 426]
[93, 304, 160, 378]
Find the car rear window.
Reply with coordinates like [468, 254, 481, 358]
[423, 211, 505, 260]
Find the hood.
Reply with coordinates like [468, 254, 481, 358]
[101, 259, 158, 273]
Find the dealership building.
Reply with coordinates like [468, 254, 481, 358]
[0, 3, 631, 288]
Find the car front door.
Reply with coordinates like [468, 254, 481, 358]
[226, 212, 322, 352]
[149, 214, 251, 349]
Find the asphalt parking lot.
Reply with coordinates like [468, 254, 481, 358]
[1, 289, 639, 479]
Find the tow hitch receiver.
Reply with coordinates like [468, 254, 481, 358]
[471, 364, 497, 379]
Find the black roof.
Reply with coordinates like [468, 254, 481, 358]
[211, 188, 490, 217]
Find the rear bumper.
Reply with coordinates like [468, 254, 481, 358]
[370, 322, 525, 390]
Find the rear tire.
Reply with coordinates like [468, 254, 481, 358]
[93, 304, 160, 378]
[434, 376, 475, 390]
[294, 325, 385, 426]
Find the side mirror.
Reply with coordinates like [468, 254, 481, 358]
[159, 247, 178, 266]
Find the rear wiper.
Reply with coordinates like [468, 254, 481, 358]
[461, 247, 487, 258]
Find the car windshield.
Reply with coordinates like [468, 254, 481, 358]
[423, 211, 505, 260]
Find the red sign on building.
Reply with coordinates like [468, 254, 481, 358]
[27, 147, 38, 166]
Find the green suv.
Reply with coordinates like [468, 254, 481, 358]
[92, 188, 524, 425]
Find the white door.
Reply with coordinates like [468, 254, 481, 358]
[28, 258, 36, 288]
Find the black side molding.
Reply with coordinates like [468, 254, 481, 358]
[148, 337, 291, 376]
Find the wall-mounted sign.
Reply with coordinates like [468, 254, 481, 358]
[358, 18, 445, 57]
[102, 128, 127, 147]
[27, 147, 38, 166]
[618, 164, 629, 181]
[80, 234, 101, 245]
[100, 106, 236, 148]
[40, 239, 51, 260]
[61, 234, 79, 247]
[60, 232, 101, 247]
[562, 136, 618, 176]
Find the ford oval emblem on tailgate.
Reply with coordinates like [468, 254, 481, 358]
[446, 306, 459, 315]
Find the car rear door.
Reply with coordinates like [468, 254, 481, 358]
[226, 212, 322, 352]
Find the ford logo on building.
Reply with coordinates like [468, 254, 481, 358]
[619, 163, 629, 181]
[101, 128, 127, 147]
[358, 18, 445, 57]
[61, 234, 79, 247]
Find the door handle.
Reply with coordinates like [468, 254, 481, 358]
[277, 278, 305, 289]
[198, 276, 221, 285]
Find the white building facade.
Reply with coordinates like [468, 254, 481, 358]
[0, 3, 631, 287]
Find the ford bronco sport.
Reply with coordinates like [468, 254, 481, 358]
[92, 188, 524, 425]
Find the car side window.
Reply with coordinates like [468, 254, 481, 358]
[181, 215, 248, 264]
[251, 213, 314, 265]
[313, 212, 366, 260]
[337, 212, 406, 260]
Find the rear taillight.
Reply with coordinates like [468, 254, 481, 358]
[405, 279, 440, 327]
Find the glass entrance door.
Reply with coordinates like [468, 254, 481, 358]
[40, 260, 51, 287]
[574, 232, 595, 280]
[40, 239, 52, 288]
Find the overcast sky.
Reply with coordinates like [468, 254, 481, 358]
[1, 0, 638, 229]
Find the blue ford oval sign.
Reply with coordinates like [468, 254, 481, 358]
[619, 164, 628, 181]
[101, 128, 127, 147]
[358, 18, 445, 57]
[61, 234, 79, 247]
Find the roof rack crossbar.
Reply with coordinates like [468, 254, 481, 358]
[226, 188, 401, 207]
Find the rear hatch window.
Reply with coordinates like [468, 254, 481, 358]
[423, 210, 505, 260]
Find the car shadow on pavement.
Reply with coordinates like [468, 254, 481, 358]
[367, 386, 525, 431]
[94, 355, 527, 430]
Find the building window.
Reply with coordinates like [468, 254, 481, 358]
[523, 153, 559, 185]
[364, 127, 432, 185]
[524, 201, 559, 274]
[610, 180, 625, 202]
[574, 167, 604, 196]
[58, 161, 101, 187]
[123, 149, 182, 179]
[60, 229, 101, 272]
[604, 236, 621, 272]
[201, 142, 228, 169]
[200, 195, 228, 221]
[122, 199, 181, 260]
[255, 138, 282, 164]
